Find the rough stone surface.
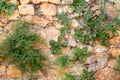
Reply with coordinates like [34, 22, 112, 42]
[7, 65, 22, 78]
[32, 0, 48, 4]
[57, 6, 74, 14]
[7, 10, 20, 20]
[0, 14, 8, 27]
[32, 16, 51, 26]
[10, 0, 19, 5]
[108, 59, 117, 69]
[49, 0, 61, 4]
[18, 5, 35, 15]
[94, 45, 108, 53]
[109, 36, 120, 45]
[86, 55, 99, 64]
[62, 0, 73, 5]
[40, 3, 57, 16]
[109, 46, 120, 57]
[70, 19, 80, 28]
[20, 0, 29, 4]
[0, 66, 6, 77]
[38, 27, 60, 43]
[105, 0, 120, 19]
[88, 55, 108, 71]
[95, 67, 120, 80]
[68, 36, 77, 47]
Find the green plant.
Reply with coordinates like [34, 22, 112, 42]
[72, 0, 120, 46]
[0, 21, 46, 73]
[49, 39, 67, 55]
[78, 69, 95, 80]
[36, 9, 42, 15]
[57, 13, 70, 36]
[71, 0, 88, 14]
[49, 13, 70, 55]
[64, 72, 76, 80]
[0, 0, 17, 15]
[72, 47, 90, 62]
[56, 55, 69, 67]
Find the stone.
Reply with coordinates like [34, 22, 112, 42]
[32, 0, 48, 4]
[87, 45, 94, 52]
[0, 58, 3, 63]
[70, 19, 80, 28]
[62, 0, 73, 5]
[91, 5, 101, 16]
[7, 65, 22, 78]
[54, 22, 64, 29]
[7, 10, 20, 20]
[0, 66, 6, 76]
[94, 67, 120, 80]
[0, 14, 8, 27]
[49, 0, 61, 4]
[37, 27, 60, 43]
[94, 45, 108, 53]
[108, 59, 117, 68]
[109, 36, 120, 45]
[62, 47, 73, 59]
[86, 55, 99, 64]
[109, 46, 120, 57]
[10, 0, 19, 5]
[69, 61, 84, 76]
[57, 6, 74, 14]
[97, 56, 108, 68]
[40, 3, 57, 16]
[88, 55, 108, 71]
[32, 16, 51, 26]
[105, 0, 120, 19]
[20, 0, 29, 4]
[68, 36, 77, 47]
[18, 4, 35, 15]
[22, 15, 33, 22]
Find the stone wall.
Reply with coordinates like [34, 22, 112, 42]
[0, 0, 120, 80]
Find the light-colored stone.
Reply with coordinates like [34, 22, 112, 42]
[40, 3, 57, 16]
[95, 67, 120, 80]
[32, 0, 48, 4]
[86, 55, 99, 64]
[0, 66, 6, 76]
[10, 0, 19, 5]
[109, 46, 120, 57]
[54, 22, 64, 29]
[69, 61, 84, 76]
[108, 59, 117, 68]
[70, 19, 80, 28]
[94, 45, 108, 53]
[109, 36, 120, 45]
[97, 56, 108, 68]
[7, 65, 22, 78]
[20, 0, 29, 4]
[62, 0, 73, 5]
[0, 14, 8, 27]
[68, 36, 77, 47]
[37, 27, 60, 43]
[32, 16, 51, 26]
[105, 0, 120, 18]
[7, 10, 20, 20]
[88, 54, 108, 71]
[18, 4, 35, 15]
[57, 6, 74, 14]
[22, 15, 33, 22]
[49, 0, 61, 4]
